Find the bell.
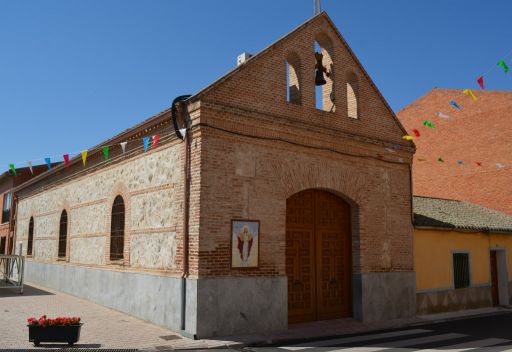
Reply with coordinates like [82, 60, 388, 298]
[315, 51, 327, 86]
[315, 67, 327, 86]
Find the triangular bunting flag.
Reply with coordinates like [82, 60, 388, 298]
[179, 128, 187, 138]
[81, 150, 88, 166]
[476, 161, 482, 167]
[402, 135, 413, 141]
[27, 161, 33, 174]
[435, 112, 450, 119]
[496, 163, 505, 169]
[9, 164, 16, 176]
[102, 146, 109, 161]
[45, 158, 52, 170]
[120, 142, 127, 153]
[152, 134, 160, 149]
[457, 160, 464, 165]
[63, 154, 70, 168]
[423, 120, 436, 128]
[477, 76, 484, 90]
[450, 101, 463, 111]
[497, 60, 509, 73]
[412, 128, 421, 137]
[463, 89, 477, 101]
[438, 157, 444, 163]
[143, 137, 150, 152]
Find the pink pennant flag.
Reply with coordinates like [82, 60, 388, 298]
[477, 76, 484, 90]
[152, 134, 160, 149]
[63, 154, 70, 169]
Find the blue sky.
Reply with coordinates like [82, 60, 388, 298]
[1, 0, 511, 169]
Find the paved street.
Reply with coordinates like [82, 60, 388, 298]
[258, 312, 512, 351]
[0, 283, 236, 350]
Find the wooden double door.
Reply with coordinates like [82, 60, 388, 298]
[286, 189, 352, 323]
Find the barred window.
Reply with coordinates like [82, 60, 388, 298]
[2, 192, 11, 224]
[58, 210, 68, 258]
[110, 196, 125, 261]
[28, 217, 34, 256]
[453, 253, 470, 289]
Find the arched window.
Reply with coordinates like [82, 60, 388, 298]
[58, 210, 68, 258]
[27, 217, 34, 256]
[314, 37, 335, 112]
[286, 53, 301, 105]
[110, 195, 125, 261]
[346, 71, 359, 119]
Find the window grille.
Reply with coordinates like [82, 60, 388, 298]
[58, 210, 68, 258]
[110, 196, 125, 261]
[453, 253, 470, 289]
[27, 217, 34, 256]
[2, 192, 11, 224]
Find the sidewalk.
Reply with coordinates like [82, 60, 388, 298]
[0, 282, 510, 350]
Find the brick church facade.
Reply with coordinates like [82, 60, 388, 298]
[14, 13, 416, 338]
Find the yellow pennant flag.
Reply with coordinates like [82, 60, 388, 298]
[402, 135, 414, 141]
[81, 150, 88, 166]
[463, 89, 477, 101]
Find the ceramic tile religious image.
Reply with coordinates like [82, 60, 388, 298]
[231, 219, 259, 268]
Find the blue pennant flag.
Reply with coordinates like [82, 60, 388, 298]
[45, 157, 52, 170]
[143, 137, 150, 152]
[450, 100, 463, 111]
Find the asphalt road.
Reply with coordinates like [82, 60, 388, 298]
[245, 311, 512, 351]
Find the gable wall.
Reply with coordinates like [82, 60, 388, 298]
[201, 14, 408, 146]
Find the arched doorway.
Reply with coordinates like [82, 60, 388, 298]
[286, 189, 352, 323]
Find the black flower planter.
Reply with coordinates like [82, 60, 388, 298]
[28, 324, 82, 346]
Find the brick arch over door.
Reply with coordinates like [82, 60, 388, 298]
[286, 189, 352, 323]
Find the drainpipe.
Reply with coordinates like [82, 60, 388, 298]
[171, 95, 194, 338]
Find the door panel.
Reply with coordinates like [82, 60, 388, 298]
[286, 189, 352, 323]
[490, 251, 499, 306]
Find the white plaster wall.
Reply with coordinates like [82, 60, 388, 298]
[70, 237, 106, 265]
[130, 232, 177, 269]
[16, 145, 183, 270]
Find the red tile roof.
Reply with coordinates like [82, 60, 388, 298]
[397, 88, 512, 215]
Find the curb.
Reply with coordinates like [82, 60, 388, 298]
[231, 308, 512, 349]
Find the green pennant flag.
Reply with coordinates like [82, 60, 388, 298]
[498, 60, 509, 73]
[9, 164, 16, 176]
[423, 120, 436, 128]
[102, 146, 109, 161]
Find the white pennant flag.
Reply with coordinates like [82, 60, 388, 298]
[435, 112, 450, 119]
[27, 161, 33, 174]
[179, 128, 187, 138]
[496, 163, 505, 169]
[120, 142, 127, 153]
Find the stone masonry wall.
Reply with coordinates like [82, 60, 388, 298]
[16, 143, 184, 275]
